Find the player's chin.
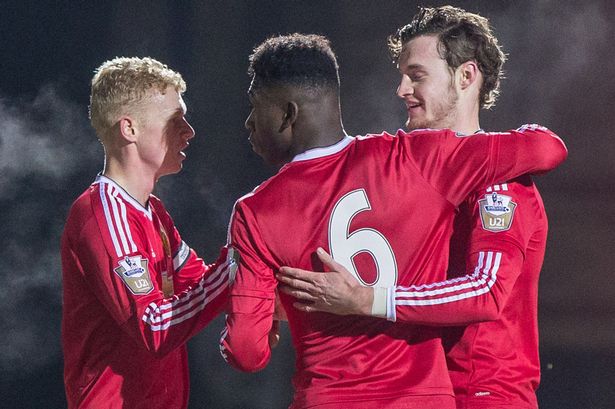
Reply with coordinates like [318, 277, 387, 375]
[252, 144, 267, 161]
[176, 152, 188, 167]
[406, 118, 429, 131]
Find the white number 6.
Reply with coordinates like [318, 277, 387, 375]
[328, 189, 398, 287]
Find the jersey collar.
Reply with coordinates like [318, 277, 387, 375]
[95, 174, 153, 220]
[455, 128, 485, 137]
[291, 135, 354, 162]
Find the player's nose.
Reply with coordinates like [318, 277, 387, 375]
[396, 75, 414, 98]
[183, 118, 195, 140]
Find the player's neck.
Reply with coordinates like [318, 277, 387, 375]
[294, 116, 347, 155]
[450, 119, 481, 135]
[450, 103, 481, 135]
[102, 157, 155, 207]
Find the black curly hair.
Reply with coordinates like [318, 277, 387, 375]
[388, 6, 506, 109]
[248, 33, 340, 92]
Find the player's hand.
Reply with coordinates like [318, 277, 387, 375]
[277, 247, 373, 316]
[268, 320, 280, 349]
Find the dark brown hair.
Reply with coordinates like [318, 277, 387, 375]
[389, 6, 506, 109]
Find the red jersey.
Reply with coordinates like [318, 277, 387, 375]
[220, 126, 566, 409]
[446, 177, 546, 409]
[61, 175, 231, 409]
[385, 176, 547, 408]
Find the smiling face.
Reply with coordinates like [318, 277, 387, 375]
[135, 86, 195, 178]
[244, 80, 294, 167]
[396, 35, 459, 131]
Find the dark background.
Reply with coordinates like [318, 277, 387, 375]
[1, 1, 613, 408]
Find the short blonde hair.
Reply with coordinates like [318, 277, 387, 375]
[89, 56, 186, 139]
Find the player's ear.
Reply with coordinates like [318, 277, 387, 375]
[279, 101, 298, 132]
[458, 60, 480, 90]
[118, 116, 138, 143]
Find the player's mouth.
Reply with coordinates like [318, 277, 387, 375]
[179, 143, 189, 158]
[405, 101, 424, 119]
[247, 134, 262, 155]
[406, 100, 422, 110]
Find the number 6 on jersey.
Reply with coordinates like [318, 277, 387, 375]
[328, 189, 398, 287]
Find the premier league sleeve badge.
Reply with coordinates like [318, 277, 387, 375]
[478, 191, 517, 232]
[114, 255, 154, 295]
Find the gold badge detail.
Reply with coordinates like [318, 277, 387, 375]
[478, 192, 517, 232]
[158, 226, 175, 297]
[159, 227, 172, 258]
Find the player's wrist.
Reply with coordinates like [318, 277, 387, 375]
[370, 287, 387, 318]
[352, 286, 374, 316]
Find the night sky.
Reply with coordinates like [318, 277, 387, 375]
[1, 1, 614, 408]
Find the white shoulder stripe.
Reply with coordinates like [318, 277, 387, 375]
[109, 186, 137, 255]
[117, 191, 137, 254]
[108, 185, 130, 254]
[99, 182, 122, 257]
[99, 182, 138, 257]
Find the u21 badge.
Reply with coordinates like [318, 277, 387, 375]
[114, 255, 153, 295]
[478, 192, 517, 232]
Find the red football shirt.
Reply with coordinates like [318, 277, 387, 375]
[61, 175, 231, 409]
[220, 126, 566, 408]
[385, 176, 547, 408]
[445, 177, 546, 409]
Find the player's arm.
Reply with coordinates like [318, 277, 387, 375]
[403, 124, 567, 206]
[279, 181, 538, 324]
[382, 246, 524, 325]
[376, 180, 537, 324]
[219, 202, 278, 372]
[279, 182, 537, 324]
[75, 216, 231, 357]
[279, 244, 521, 324]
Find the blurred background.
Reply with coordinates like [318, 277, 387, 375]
[1, 0, 613, 408]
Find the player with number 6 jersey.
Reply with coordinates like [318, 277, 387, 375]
[219, 34, 567, 408]
[222, 127, 565, 409]
[272, 9, 567, 408]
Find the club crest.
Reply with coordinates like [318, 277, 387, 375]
[478, 192, 517, 232]
[114, 255, 153, 295]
